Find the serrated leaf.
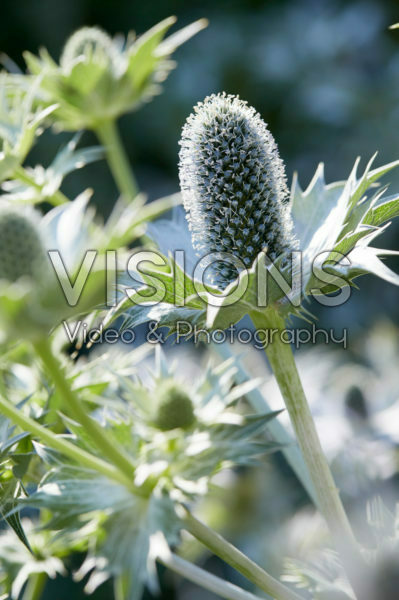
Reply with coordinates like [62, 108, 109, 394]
[127, 17, 177, 92]
[342, 246, 399, 286]
[48, 132, 103, 178]
[291, 165, 345, 251]
[363, 193, 399, 227]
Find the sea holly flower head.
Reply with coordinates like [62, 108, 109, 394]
[106, 97, 399, 335]
[179, 92, 296, 286]
[24, 18, 207, 131]
[103, 346, 282, 489]
[0, 191, 145, 343]
[60, 26, 120, 74]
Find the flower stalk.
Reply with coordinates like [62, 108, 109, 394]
[95, 119, 139, 201]
[250, 308, 370, 600]
[33, 338, 136, 484]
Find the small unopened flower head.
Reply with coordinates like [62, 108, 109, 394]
[60, 26, 118, 71]
[179, 93, 296, 285]
[154, 379, 195, 431]
[0, 207, 47, 283]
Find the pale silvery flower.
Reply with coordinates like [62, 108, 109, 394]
[179, 92, 296, 285]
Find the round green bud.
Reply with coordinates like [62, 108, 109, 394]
[0, 207, 47, 283]
[154, 380, 195, 431]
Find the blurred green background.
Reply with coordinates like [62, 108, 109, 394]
[2, 0, 399, 598]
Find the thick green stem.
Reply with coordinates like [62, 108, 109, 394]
[213, 343, 317, 505]
[250, 309, 370, 600]
[13, 166, 69, 206]
[33, 339, 136, 483]
[181, 507, 304, 600]
[22, 572, 47, 600]
[95, 119, 139, 200]
[0, 393, 132, 489]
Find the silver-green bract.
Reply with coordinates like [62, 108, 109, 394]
[24, 18, 207, 131]
[179, 93, 296, 285]
[0, 177, 180, 344]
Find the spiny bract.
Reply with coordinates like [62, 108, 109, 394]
[179, 93, 296, 286]
[154, 379, 196, 431]
[0, 207, 47, 283]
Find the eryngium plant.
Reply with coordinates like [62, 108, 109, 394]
[179, 92, 296, 285]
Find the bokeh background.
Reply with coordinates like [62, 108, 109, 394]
[2, 0, 399, 598]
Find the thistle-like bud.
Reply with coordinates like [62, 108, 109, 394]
[179, 93, 296, 286]
[0, 207, 47, 283]
[60, 26, 118, 71]
[154, 380, 195, 431]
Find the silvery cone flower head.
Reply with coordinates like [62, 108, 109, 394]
[179, 93, 296, 286]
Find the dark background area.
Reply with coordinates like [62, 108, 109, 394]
[1, 1, 399, 598]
